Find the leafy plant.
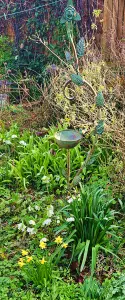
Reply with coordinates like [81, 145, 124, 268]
[0, 124, 87, 190]
[102, 272, 125, 300]
[0, 36, 14, 74]
[57, 184, 119, 273]
[17, 232, 74, 288]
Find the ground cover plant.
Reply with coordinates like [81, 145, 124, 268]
[0, 0, 125, 299]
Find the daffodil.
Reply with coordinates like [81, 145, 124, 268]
[26, 256, 33, 263]
[19, 257, 24, 262]
[62, 243, 68, 249]
[54, 236, 63, 244]
[18, 259, 25, 268]
[0, 253, 6, 259]
[39, 241, 47, 249]
[21, 249, 28, 256]
[40, 257, 47, 264]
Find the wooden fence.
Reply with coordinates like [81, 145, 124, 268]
[102, 0, 125, 61]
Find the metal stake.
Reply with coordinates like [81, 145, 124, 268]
[67, 149, 70, 189]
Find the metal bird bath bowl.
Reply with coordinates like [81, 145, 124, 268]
[54, 129, 82, 149]
[55, 129, 83, 189]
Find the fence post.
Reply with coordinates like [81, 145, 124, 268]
[102, 0, 113, 60]
[117, 0, 124, 39]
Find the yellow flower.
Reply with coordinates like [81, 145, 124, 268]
[18, 259, 25, 268]
[39, 241, 47, 249]
[21, 249, 28, 256]
[26, 256, 33, 263]
[19, 257, 24, 262]
[0, 253, 6, 259]
[62, 243, 68, 249]
[54, 236, 63, 244]
[40, 257, 47, 265]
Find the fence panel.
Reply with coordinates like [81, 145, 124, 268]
[102, 0, 125, 61]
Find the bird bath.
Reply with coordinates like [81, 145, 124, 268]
[55, 129, 83, 188]
[55, 129, 82, 149]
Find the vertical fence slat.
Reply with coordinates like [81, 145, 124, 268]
[123, 1, 125, 37]
[111, 0, 119, 56]
[102, 0, 113, 59]
[117, 0, 124, 39]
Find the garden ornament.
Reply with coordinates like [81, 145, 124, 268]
[54, 0, 105, 188]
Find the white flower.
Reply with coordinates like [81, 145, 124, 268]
[47, 205, 54, 217]
[42, 218, 52, 226]
[67, 197, 74, 203]
[35, 205, 40, 211]
[42, 175, 50, 184]
[4, 140, 12, 145]
[17, 223, 26, 232]
[55, 175, 60, 182]
[11, 135, 17, 139]
[40, 237, 48, 242]
[19, 140, 27, 146]
[57, 219, 60, 224]
[28, 206, 32, 212]
[29, 220, 36, 225]
[78, 197, 81, 202]
[27, 227, 36, 235]
[56, 216, 60, 224]
[66, 217, 75, 222]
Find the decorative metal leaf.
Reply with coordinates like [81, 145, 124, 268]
[76, 37, 85, 57]
[60, 5, 81, 24]
[95, 120, 104, 135]
[65, 51, 72, 61]
[96, 91, 104, 107]
[74, 12, 81, 21]
[60, 16, 66, 24]
[70, 73, 84, 86]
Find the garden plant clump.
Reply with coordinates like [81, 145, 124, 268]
[0, 0, 125, 299]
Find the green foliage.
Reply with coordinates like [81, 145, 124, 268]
[102, 273, 125, 300]
[57, 184, 118, 273]
[0, 36, 14, 74]
[0, 123, 119, 192]
[0, 124, 87, 191]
